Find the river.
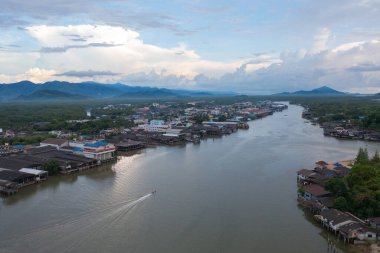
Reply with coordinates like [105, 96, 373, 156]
[0, 104, 379, 253]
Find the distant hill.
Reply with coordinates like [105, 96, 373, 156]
[275, 86, 346, 96]
[0, 81, 227, 101]
[16, 89, 87, 101]
[119, 88, 177, 98]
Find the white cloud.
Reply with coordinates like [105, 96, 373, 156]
[0, 68, 56, 83]
[191, 37, 380, 94]
[1, 24, 380, 94]
[310, 27, 331, 54]
[5, 25, 247, 83]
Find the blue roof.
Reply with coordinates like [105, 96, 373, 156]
[84, 141, 108, 148]
[73, 147, 83, 151]
[13, 145, 24, 149]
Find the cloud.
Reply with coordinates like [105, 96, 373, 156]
[1, 24, 380, 94]
[23, 25, 245, 79]
[0, 68, 56, 83]
[40, 43, 122, 53]
[0, 0, 188, 34]
[347, 63, 380, 72]
[188, 39, 380, 94]
[310, 28, 331, 54]
[56, 70, 120, 77]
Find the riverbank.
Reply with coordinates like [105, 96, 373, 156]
[297, 155, 380, 250]
[2, 104, 379, 253]
[0, 103, 288, 198]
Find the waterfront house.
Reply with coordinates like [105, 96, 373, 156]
[369, 218, 380, 229]
[338, 222, 366, 243]
[19, 168, 48, 181]
[315, 161, 328, 169]
[319, 209, 362, 233]
[0, 168, 36, 187]
[0, 179, 18, 196]
[0, 156, 43, 171]
[113, 140, 145, 151]
[356, 227, 379, 241]
[339, 222, 379, 243]
[40, 138, 69, 150]
[303, 184, 331, 201]
[26, 146, 98, 173]
[68, 140, 116, 161]
[297, 169, 316, 182]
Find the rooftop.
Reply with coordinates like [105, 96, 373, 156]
[41, 138, 68, 146]
[304, 184, 330, 197]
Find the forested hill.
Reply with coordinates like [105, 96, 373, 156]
[0, 81, 222, 101]
[275, 86, 346, 96]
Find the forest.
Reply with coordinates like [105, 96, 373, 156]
[325, 148, 380, 219]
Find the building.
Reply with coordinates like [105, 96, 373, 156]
[0, 168, 36, 187]
[40, 138, 69, 150]
[150, 120, 165, 126]
[303, 184, 331, 200]
[369, 217, 380, 229]
[0, 156, 43, 171]
[0, 179, 18, 196]
[137, 120, 170, 132]
[68, 141, 116, 161]
[114, 140, 145, 151]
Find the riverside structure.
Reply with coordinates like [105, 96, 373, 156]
[1, 104, 379, 253]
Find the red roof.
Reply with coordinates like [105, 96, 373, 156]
[316, 161, 328, 166]
[304, 184, 330, 196]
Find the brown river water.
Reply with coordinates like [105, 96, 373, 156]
[1, 104, 379, 253]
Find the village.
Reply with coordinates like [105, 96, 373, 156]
[302, 109, 380, 142]
[0, 100, 288, 196]
[297, 159, 380, 246]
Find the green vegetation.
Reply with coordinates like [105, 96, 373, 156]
[0, 102, 86, 130]
[192, 114, 210, 124]
[0, 101, 135, 135]
[42, 160, 60, 175]
[67, 118, 134, 135]
[288, 96, 380, 131]
[325, 148, 380, 218]
[0, 134, 53, 145]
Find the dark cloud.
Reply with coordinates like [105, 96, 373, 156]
[40, 42, 122, 53]
[347, 63, 380, 72]
[0, 14, 29, 27]
[0, 0, 188, 34]
[56, 70, 120, 77]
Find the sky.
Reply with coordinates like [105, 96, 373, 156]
[1, 0, 380, 94]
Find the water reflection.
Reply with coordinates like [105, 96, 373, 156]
[1, 104, 379, 253]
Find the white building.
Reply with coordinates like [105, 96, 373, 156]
[68, 141, 116, 161]
[137, 120, 170, 132]
[150, 120, 165, 126]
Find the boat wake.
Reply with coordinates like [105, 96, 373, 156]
[1, 193, 154, 253]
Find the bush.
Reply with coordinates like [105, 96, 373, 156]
[42, 160, 60, 175]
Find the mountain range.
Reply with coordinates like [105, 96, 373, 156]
[275, 86, 346, 96]
[0, 81, 224, 101]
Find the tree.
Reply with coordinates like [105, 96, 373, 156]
[372, 150, 380, 164]
[42, 160, 60, 175]
[334, 197, 349, 211]
[325, 178, 347, 196]
[193, 114, 209, 124]
[356, 147, 369, 164]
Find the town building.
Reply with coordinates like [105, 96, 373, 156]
[67, 141, 116, 161]
[40, 138, 69, 150]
